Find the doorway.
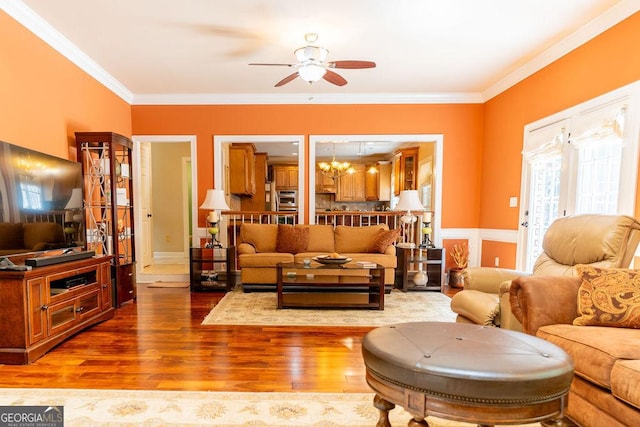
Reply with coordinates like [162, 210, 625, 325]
[132, 135, 198, 283]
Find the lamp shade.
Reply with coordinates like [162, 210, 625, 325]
[394, 190, 424, 212]
[200, 189, 230, 211]
[65, 188, 83, 209]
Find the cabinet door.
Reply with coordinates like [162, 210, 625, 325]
[241, 152, 268, 211]
[27, 278, 47, 345]
[377, 163, 392, 201]
[336, 166, 365, 201]
[286, 168, 298, 189]
[48, 299, 78, 336]
[99, 261, 112, 309]
[316, 170, 336, 193]
[365, 166, 378, 201]
[229, 144, 256, 196]
[274, 166, 298, 190]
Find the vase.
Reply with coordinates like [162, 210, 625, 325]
[448, 268, 466, 288]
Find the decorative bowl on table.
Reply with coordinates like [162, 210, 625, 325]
[313, 255, 352, 265]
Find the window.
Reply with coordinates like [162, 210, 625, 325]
[518, 82, 640, 271]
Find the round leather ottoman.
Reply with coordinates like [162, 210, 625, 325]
[362, 322, 574, 427]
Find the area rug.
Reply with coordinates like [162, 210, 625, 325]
[202, 289, 456, 326]
[146, 282, 190, 288]
[0, 388, 540, 426]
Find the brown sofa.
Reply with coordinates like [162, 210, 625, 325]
[237, 223, 397, 292]
[0, 222, 66, 256]
[510, 274, 640, 426]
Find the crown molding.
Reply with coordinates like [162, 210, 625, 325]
[482, 0, 640, 101]
[0, 0, 134, 104]
[131, 92, 484, 105]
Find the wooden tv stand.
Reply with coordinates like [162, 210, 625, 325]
[0, 255, 114, 365]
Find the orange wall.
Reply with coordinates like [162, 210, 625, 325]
[476, 11, 640, 267]
[132, 104, 484, 227]
[481, 11, 640, 231]
[0, 11, 131, 161]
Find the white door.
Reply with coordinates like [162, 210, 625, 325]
[517, 88, 639, 271]
[140, 142, 153, 268]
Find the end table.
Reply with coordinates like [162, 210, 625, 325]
[396, 246, 445, 292]
[189, 246, 235, 292]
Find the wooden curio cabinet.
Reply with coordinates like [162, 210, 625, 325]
[394, 147, 419, 196]
[75, 132, 136, 307]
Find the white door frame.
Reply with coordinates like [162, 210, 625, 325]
[213, 135, 306, 224]
[132, 135, 197, 282]
[309, 134, 444, 247]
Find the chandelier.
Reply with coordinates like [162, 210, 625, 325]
[318, 143, 355, 178]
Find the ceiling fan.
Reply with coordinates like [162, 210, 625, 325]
[249, 33, 376, 87]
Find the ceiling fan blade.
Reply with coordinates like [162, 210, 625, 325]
[329, 60, 376, 69]
[275, 72, 299, 87]
[249, 63, 295, 67]
[323, 70, 348, 86]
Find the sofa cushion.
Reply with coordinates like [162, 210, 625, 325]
[574, 266, 640, 328]
[0, 223, 24, 250]
[238, 252, 294, 267]
[275, 225, 309, 253]
[611, 359, 640, 409]
[365, 228, 401, 253]
[306, 225, 335, 252]
[334, 225, 387, 254]
[240, 223, 278, 253]
[536, 324, 640, 390]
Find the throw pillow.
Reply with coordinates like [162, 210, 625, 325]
[573, 265, 640, 328]
[365, 228, 401, 253]
[275, 225, 309, 254]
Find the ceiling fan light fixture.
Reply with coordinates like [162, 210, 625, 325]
[295, 45, 329, 62]
[298, 63, 327, 83]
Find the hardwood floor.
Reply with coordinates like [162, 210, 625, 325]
[0, 283, 460, 392]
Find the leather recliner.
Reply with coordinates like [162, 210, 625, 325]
[450, 214, 640, 331]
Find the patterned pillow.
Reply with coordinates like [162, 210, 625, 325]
[365, 228, 401, 253]
[275, 225, 309, 254]
[573, 265, 640, 328]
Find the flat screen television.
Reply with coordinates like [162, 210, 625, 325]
[0, 140, 86, 260]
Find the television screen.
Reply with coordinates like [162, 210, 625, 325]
[0, 141, 85, 258]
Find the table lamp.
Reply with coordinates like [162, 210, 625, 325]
[394, 190, 425, 248]
[64, 187, 84, 246]
[200, 189, 230, 248]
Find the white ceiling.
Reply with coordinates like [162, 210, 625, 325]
[5, 0, 638, 105]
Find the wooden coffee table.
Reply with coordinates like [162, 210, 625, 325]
[276, 262, 385, 309]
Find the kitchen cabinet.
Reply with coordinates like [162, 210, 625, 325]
[316, 169, 337, 193]
[365, 162, 392, 201]
[229, 143, 256, 196]
[394, 147, 419, 196]
[241, 152, 268, 211]
[273, 165, 298, 190]
[336, 165, 366, 202]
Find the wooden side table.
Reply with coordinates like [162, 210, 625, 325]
[189, 246, 235, 292]
[396, 247, 445, 292]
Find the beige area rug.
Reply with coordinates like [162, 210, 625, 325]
[147, 282, 190, 288]
[0, 388, 540, 427]
[202, 289, 456, 326]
